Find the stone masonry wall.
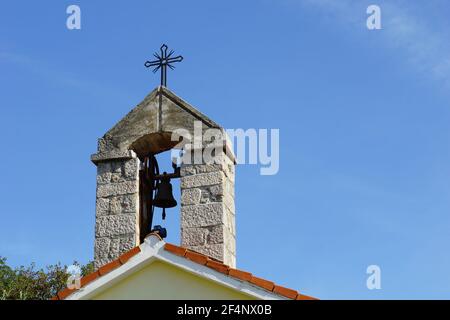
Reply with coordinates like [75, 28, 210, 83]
[180, 152, 236, 268]
[93, 154, 140, 269]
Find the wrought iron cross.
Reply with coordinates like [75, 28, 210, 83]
[144, 44, 183, 87]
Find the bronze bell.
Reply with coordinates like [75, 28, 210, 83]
[153, 173, 177, 219]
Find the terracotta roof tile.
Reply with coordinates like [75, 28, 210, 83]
[229, 268, 253, 282]
[250, 276, 275, 292]
[53, 239, 317, 300]
[98, 259, 121, 276]
[57, 287, 76, 300]
[164, 243, 187, 257]
[80, 271, 100, 287]
[273, 285, 298, 299]
[296, 293, 318, 300]
[206, 260, 229, 274]
[185, 250, 210, 265]
[119, 246, 141, 264]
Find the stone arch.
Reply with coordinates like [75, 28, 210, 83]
[128, 131, 182, 159]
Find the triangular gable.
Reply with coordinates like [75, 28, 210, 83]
[96, 86, 222, 157]
[55, 235, 316, 300]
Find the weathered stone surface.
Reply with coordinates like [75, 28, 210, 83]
[91, 150, 136, 164]
[97, 172, 112, 185]
[194, 164, 223, 174]
[181, 203, 223, 228]
[110, 172, 122, 183]
[180, 163, 226, 176]
[94, 235, 136, 269]
[109, 237, 129, 258]
[206, 225, 224, 244]
[180, 137, 236, 267]
[223, 193, 235, 214]
[124, 158, 139, 179]
[96, 197, 110, 216]
[95, 215, 136, 237]
[223, 228, 235, 254]
[180, 224, 230, 249]
[94, 237, 110, 259]
[181, 172, 223, 189]
[95, 258, 111, 269]
[181, 188, 201, 206]
[224, 177, 234, 198]
[110, 161, 122, 174]
[93, 157, 139, 268]
[224, 208, 236, 236]
[225, 249, 236, 268]
[180, 165, 196, 176]
[199, 185, 224, 204]
[223, 155, 235, 178]
[96, 181, 138, 198]
[110, 194, 137, 214]
[181, 227, 208, 247]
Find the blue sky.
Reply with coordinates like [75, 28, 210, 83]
[1, 0, 450, 299]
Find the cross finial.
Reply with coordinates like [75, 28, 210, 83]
[144, 44, 183, 87]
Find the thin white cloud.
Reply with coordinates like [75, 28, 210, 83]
[294, 0, 450, 87]
[382, 2, 450, 86]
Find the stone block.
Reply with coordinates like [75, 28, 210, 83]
[206, 225, 224, 244]
[123, 158, 139, 179]
[181, 203, 224, 228]
[109, 194, 137, 214]
[95, 215, 136, 237]
[94, 237, 110, 259]
[97, 172, 112, 185]
[96, 181, 138, 198]
[181, 188, 201, 205]
[91, 150, 136, 164]
[198, 185, 224, 203]
[180, 165, 196, 176]
[96, 197, 110, 216]
[97, 162, 111, 175]
[180, 172, 223, 189]
[181, 227, 208, 246]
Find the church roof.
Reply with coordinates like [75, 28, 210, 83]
[52, 234, 317, 300]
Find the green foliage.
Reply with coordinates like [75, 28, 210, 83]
[0, 257, 94, 300]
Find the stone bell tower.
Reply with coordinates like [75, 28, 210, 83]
[91, 86, 236, 269]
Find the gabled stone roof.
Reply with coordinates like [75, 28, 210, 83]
[94, 86, 224, 158]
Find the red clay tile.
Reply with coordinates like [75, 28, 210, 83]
[98, 259, 121, 276]
[228, 268, 252, 282]
[296, 293, 318, 300]
[119, 246, 141, 264]
[57, 287, 76, 300]
[80, 271, 100, 287]
[164, 243, 187, 257]
[53, 239, 317, 300]
[250, 276, 275, 291]
[185, 250, 209, 265]
[206, 260, 229, 274]
[273, 285, 298, 299]
[50, 296, 59, 300]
